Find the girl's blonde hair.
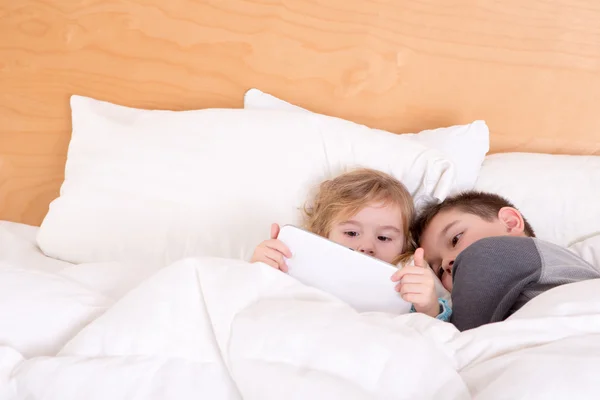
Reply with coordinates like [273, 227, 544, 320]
[302, 168, 415, 260]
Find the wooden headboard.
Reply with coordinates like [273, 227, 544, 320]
[1, 0, 599, 226]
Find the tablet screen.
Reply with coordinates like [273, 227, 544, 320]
[278, 225, 412, 314]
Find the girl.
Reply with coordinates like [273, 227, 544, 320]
[251, 168, 451, 320]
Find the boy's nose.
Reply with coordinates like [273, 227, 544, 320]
[443, 259, 454, 274]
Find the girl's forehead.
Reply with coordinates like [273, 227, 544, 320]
[339, 202, 404, 225]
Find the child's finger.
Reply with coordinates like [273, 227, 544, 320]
[261, 257, 280, 270]
[400, 293, 422, 304]
[398, 283, 423, 295]
[413, 248, 426, 268]
[400, 265, 426, 277]
[266, 239, 292, 258]
[396, 274, 426, 284]
[279, 262, 288, 273]
[263, 248, 288, 272]
[257, 251, 281, 270]
[390, 265, 425, 282]
[390, 269, 403, 282]
[270, 223, 281, 239]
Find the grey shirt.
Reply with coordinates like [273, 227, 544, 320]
[449, 236, 600, 331]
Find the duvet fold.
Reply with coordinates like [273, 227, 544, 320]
[2, 257, 600, 399]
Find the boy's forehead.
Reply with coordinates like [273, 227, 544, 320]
[422, 209, 473, 242]
[432, 208, 470, 224]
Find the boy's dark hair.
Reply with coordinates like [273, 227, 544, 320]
[411, 191, 536, 246]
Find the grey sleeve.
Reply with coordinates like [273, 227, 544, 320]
[450, 237, 542, 331]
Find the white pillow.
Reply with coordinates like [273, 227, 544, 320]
[244, 88, 490, 192]
[474, 152, 600, 248]
[569, 235, 600, 270]
[37, 95, 456, 265]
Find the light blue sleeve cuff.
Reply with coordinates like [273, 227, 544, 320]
[410, 298, 453, 322]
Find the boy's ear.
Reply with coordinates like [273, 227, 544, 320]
[498, 207, 526, 235]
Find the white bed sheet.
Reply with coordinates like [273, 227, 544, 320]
[2, 221, 600, 399]
[2, 256, 600, 399]
[0, 221, 164, 364]
[0, 221, 162, 300]
[0, 221, 72, 274]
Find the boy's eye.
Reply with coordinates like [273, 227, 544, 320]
[451, 233, 463, 247]
[377, 236, 391, 242]
[344, 231, 358, 237]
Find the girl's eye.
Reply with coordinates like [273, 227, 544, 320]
[451, 233, 463, 247]
[377, 236, 391, 242]
[344, 231, 358, 237]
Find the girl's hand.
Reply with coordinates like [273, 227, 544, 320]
[391, 248, 440, 317]
[250, 223, 292, 272]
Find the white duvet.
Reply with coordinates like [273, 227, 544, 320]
[2, 254, 600, 400]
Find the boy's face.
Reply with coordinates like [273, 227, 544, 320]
[419, 208, 524, 291]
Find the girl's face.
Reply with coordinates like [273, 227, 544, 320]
[327, 202, 405, 264]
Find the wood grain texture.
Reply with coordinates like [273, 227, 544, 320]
[1, 0, 600, 225]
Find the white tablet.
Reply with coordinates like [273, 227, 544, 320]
[277, 224, 412, 314]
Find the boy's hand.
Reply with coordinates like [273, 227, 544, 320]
[391, 248, 440, 317]
[250, 223, 292, 272]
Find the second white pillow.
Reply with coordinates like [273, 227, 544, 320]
[244, 88, 489, 192]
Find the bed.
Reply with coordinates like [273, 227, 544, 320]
[1, 1, 600, 399]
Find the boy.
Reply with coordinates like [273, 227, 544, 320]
[407, 191, 600, 331]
